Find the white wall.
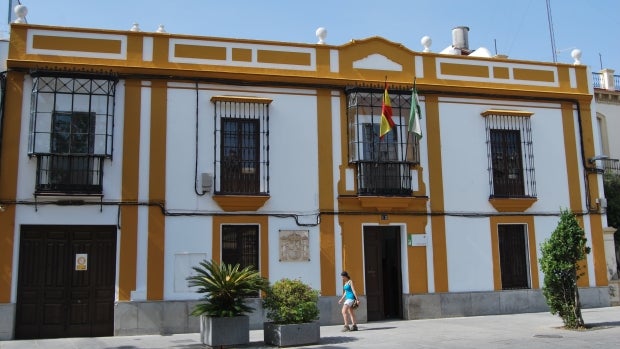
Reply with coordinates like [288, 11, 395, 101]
[163, 83, 322, 297]
[438, 97, 584, 291]
[0, 39, 7, 72]
[445, 217, 494, 292]
[165, 84, 319, 214]
[529, 103, 573, 212]
[266, 219, 321, 289]
[439, 97, 489, 213]
[596, 101, 620, 161]
[164, 216, 212, 300]
[439, 97, 572, 214]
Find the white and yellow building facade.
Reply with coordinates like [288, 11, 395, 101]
[0, 23, 610, 339]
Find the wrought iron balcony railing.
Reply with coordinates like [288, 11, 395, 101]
[357, 162, 412, 196]
[601, 158, 620, 176]
[35, 154, 104, 194]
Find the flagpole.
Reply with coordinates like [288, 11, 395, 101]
[405, 79, 414, 163]
[381, 76, 387, 142]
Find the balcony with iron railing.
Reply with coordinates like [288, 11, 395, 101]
[357, 162, 413, 196]
[601, 158, 620, 176]
[592, 70, 620, 91]
[35, 154, 104, 195]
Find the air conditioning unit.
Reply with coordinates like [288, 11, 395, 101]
[201, 173, 213, 193]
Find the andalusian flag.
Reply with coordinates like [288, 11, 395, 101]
[409, 82, 423, 138]
[379, 84, 395, 139]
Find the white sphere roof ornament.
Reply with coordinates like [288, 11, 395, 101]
[130, 23, 141, 32]
[13, 4, 28, 23]
[421, 36, 432, 52]
[571, 48, 582, 65]
[316, 27, 327, 44]
[156, 24, 166, 33]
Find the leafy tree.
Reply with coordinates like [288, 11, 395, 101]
[604, 174, 620, 229]
[539, 209, 591, 328]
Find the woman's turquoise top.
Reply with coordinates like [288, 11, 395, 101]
[343, 281, 355, 300]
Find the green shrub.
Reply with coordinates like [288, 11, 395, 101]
[604, 173, 620, 230]
[539, 209, 591, 328]
[263, 278, 320, 324]
[187, 260, 268, 317]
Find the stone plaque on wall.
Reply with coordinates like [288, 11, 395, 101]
[279, 230, 310, 262]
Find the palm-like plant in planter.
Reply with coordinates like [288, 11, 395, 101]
[262, 278, 320, 347]
[187, 260, 268, 347]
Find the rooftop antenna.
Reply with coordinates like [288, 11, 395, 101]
[599, 53, 603, 70]
[545, 0, 557, 63]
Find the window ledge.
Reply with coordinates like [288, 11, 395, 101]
[34, 192, 103, 198]
[338, 196, 428, 211]
[213, 195, 270, 212]
[489, 197, 537, 212]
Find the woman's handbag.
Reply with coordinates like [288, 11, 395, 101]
[352, 297, 360, 309]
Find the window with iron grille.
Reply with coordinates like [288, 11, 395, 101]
[483, 110, 536, 198]
[221, 224, 259, 273]
[498, 224, 530, 289]
[212, 96, 270, 195]
[346, 88, 419, 196]
[29, 74, 117, 194]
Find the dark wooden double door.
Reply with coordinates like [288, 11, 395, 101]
[363, 226, 403, 321]
[15, 225, 117, 339]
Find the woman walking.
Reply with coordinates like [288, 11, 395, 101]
[338, 271, 359, 331]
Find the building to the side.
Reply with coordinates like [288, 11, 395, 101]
[0, 20, 611, 340]
[593, 68, 620, 173]
[592, 67, 620, 301]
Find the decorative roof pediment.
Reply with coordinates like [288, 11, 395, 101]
[353, 53, 402, 71]
[338, 36, 415, 81]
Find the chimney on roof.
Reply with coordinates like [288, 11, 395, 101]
[451, 26, 470, 54]
[452, 26, 469, 50]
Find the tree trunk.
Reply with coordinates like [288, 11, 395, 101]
[573, 279, 585, 327]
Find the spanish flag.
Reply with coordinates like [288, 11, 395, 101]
[379, 84, 395, 139]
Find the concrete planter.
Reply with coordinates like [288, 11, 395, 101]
[200, 315, 249, 347]
[263, 321, 320, 347]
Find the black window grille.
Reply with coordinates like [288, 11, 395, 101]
[29, 75, 116, 157]
[498, 224, 530, 289]
[29, 74, 117, 194]
[484, 112, 536, 198]
[346, 88, 419, 196]
[220, 118, 260, 193]
[213, 98, 269, 195]
[221, 225, 259, 272]
[36, 154, 103, 193]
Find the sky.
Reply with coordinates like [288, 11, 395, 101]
[2, 0, 619, 71]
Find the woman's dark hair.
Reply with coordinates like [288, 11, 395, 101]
[341, 271, 350, 278]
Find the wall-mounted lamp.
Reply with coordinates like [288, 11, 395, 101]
[588, 155, 609, 164]
[0, 205, 5, 212]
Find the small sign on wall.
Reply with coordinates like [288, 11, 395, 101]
[75, 253, 88, 271]
[408, 234, 427, 246]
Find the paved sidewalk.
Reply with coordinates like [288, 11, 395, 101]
[1, 307, 619, 348]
